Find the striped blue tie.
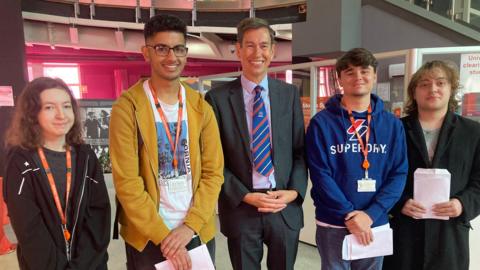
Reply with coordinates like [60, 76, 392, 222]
[252, 85, 273, 177]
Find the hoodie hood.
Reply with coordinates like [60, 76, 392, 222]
[325, 93, 384, 117]
[324, 93, 385, 143]
[306, 92, 408, 227]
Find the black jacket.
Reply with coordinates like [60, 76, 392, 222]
[3, 144, 111, 270]
[205, 77, 308, 236]
[384, 112, 480, 270]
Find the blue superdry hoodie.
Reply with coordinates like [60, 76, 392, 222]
[306, 94, 408, 227]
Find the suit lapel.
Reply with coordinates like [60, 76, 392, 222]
[405, 115, 430, 167]
[228, 79, 252, 162]
[432, 112, 456, 167]
[268, 79, 282, 164]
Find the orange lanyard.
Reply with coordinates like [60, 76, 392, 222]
[149, 80, 183, 170]
[347, 105, 372, 171]
[37, 147, 72, 242]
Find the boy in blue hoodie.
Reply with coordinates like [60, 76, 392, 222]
[306, 48, 408, 270]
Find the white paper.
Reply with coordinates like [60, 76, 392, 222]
[155, 244, 215, 270]
[342, 224, 393, 260]
[413, 168, 451, 220]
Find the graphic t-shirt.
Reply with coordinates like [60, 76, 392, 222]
[144, 80, 193, 230]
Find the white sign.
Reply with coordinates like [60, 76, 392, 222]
[460, 53, 480, 94]
[0, 86, 14, 106]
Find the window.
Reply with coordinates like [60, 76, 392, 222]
[27, 65, 34, 81]
[43, 64, 82, 99]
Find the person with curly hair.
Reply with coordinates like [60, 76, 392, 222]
[3, 77, 111, 269]
[384, 60, 480, 270]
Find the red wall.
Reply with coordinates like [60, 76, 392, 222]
[79, 63, 150, 99]
[27, 45, 289, 100]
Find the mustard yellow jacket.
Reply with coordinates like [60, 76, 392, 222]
[109, 79, 224, 251]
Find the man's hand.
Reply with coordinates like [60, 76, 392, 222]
[401, 199, 427, 219]
[345, 211, 373, 246]
[433, 198, 463, 218]
[243, 192, 287, 213]
[267, 190, 298, 204]
[167, 247, 192, 270]
[258, 190, 298, 212]
[161, 225, 195, 258]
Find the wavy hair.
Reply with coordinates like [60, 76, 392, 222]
[5, 77, 84, 149]
[144, 14, 187, 41]
[404, 60, 459, 115]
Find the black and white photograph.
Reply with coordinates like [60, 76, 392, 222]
[79, 100, 114, 173]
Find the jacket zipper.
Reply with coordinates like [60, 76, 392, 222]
[67, 154, 89, 261]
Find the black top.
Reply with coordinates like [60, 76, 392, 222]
[3, 144, 111, 270]
[33, 147, 77, 210]
[384, 112, 480, 270]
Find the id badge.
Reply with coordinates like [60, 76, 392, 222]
[168, 174, 188, 193]
[357, 178, 376, 192]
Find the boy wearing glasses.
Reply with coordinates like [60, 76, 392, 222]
[109, 14, 224, 270]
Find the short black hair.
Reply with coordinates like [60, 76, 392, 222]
[336, 48, 378, 76]
[237, 17, 275, 45]
[144, 14, 187, 42]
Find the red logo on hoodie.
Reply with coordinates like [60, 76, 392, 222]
[347, 119, 367, 141]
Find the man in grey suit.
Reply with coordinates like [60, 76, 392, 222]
[205, 17, 307, 270]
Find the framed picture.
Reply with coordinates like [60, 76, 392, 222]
[79, 100, 114, 173]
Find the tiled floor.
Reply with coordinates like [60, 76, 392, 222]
[1, 174, 479, 269]
[0, 222, 320, 270]
[0, 175, 320, 270]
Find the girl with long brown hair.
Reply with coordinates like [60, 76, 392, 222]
[3, 77, 111, 270]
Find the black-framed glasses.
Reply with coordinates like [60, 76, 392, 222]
[145, 44, 188, 57]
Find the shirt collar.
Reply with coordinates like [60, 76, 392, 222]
[241, 74, 269, 94]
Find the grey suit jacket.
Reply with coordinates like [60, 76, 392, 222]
[205, 77, 308, 237]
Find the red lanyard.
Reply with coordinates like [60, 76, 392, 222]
[149, 80, 183, 170]
[37, 147, 72, 242]
[347, 105, 372, 171]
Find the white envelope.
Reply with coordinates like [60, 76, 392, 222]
[413, 168, 451, 220]
[342, 224, 393, 260]
[155, 244, 215, 270]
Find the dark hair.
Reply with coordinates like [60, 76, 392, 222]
[5, 77, 84, 149]
[336, 48, 378, 77]
[144, 14, 187, 42]
[237, 17, 276, 45]
[405, 60, 459, 115]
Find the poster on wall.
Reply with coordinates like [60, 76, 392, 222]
[376, 82, 391, 102]
[79, 100, 114, 173]
[0, 86, 14, 106]
[301, 97, 328, 129]
[460, 53, 480, 116]
[392, 102, 404, 118]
